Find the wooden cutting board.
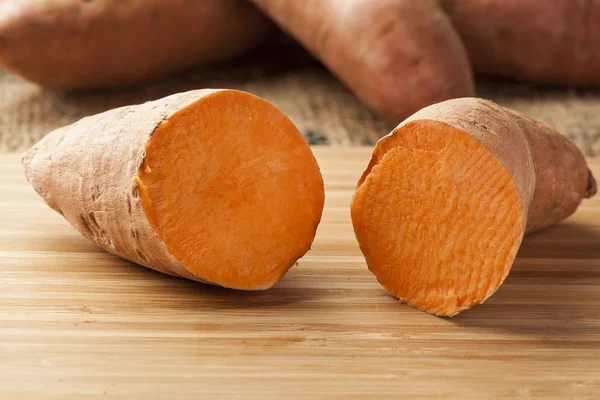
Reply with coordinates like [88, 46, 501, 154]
[1, 148, 599, 399]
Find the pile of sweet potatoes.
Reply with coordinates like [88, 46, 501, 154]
[2, 0, 598, 122]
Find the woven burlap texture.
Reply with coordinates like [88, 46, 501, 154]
[2, 52, 599, 155]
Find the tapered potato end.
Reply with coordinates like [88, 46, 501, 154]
[351, 121, 525, 316]
[136, 90, 325, 290]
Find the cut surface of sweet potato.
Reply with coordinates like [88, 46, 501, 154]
[137, 91, 324, 289]
[353, 121, 524, 315]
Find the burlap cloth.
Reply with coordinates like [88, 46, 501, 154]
[1, 46, 599, 155]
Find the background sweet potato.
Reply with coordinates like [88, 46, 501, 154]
[440, 0, 600, 86]
[251, 0, 475, 123]
[0, 0, 274, 91]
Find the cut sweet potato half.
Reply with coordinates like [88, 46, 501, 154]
[352, 98, 596, 316]
[23, 89, 325, 290]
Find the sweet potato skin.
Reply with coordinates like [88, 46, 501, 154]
[251, 0, 475, 123]
[509, 111, 596, 232]
[0, 0, 273, 90]
[440, 0, 600, 85]
[22, 90, 214, 280]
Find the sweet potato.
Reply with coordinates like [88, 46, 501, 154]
[22, 89, 325, 290]
[440, 0, 600, 86]
[352, 98, 596, 316]
[250, 0, 475, 123]
[0, 0, 273, 91]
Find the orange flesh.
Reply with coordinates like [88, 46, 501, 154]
[351, 121, 525, 316]
[136, 90, 324, 290]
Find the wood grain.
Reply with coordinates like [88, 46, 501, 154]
[1, 148, 600, 399]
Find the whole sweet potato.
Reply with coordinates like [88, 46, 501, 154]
[440, 0, 600, 86]
[251, 0, 475, 123]
[0, 0, 273, 90]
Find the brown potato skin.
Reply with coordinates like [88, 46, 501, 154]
[440, 0, 600, 86]
[22, 90, 220, 281]
[251, 0, 475, 123]
[0, 0, 273, 91]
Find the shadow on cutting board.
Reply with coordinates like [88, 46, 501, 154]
[178, 278, 326, 309]
[451, 221, 600, 338]
[104, 252, 331, 309]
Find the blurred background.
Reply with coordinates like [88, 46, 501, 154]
[0, 0, 599, 155]
[2, 45, 600, 154]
